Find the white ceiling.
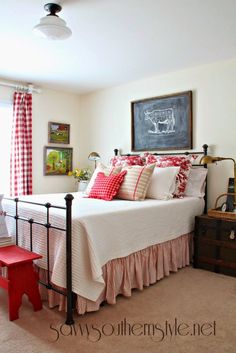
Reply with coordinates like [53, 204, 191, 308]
[0, 0, 235, 94]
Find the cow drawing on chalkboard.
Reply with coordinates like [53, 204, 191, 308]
[144, 108, 175, 135]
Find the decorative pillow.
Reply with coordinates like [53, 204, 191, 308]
[185, 168, 208, 198]
[117, 164, 155, 201]
[85, 163, 122, 195]
[146, 167, 180, 200]
[144, 153, 198, 164]
[88, 171, 127, 201]
[110, 155, 144, 167]
[146, 155, 192, 197]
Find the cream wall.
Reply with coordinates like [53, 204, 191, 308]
[0, 85, 81, 194]
[78, 59, 236, 208]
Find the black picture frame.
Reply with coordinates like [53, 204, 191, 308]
[131, 91, 192, 151]
[44, 146, 73, 176]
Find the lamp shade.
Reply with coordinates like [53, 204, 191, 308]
[200, 156, 218, 165]
[33, 15, 72, 40]
[33, 3, 72, 40]
[88, 152, 101, 161]
[200, 156, 235, 165]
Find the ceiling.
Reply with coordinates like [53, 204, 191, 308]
[0, 0, 235, 94]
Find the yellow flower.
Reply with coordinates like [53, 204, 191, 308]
[68, 167, 92, 181]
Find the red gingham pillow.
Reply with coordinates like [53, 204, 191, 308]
[110, 155, 144, 167]
[88, 171, 127, 201]
[146, 155, 192, 197]
[85, 163, 122, 195]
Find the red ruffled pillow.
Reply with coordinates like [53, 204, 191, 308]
[110, 155, 144, 167]
[88, 171, 127, 201]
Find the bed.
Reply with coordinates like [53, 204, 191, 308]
[2, 145, 208, 324]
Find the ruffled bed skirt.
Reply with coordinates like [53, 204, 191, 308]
[38, 233, 192, 315]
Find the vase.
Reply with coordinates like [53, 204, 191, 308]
[77, 181, 88, 192]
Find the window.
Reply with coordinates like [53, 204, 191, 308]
[0, 102, 12, 195]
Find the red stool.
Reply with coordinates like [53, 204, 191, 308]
[0, 245, 42, 321]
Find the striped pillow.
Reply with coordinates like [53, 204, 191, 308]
[85, 163, 122, 195]
[117, 164, 155, 201]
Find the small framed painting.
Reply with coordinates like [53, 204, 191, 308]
[131, 91, 192, 151]
[44, 146, 73, 176]
[48, 122, 70, 144]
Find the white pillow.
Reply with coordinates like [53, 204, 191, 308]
[146, 167, 180, 200]
[185, 168, 208, 198]
[85, 163, 122, 195]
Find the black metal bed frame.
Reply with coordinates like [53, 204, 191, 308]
[3, 144, 208, 326]
[114, 144, 209, 212]
[4, 193, 75, 325]
[114, 144, 208, 158]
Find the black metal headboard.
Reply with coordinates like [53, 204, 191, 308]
[113, 144, 208, 212]
[114, 144, 208, 158]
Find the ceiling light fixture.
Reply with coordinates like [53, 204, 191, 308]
[33, 3, 72, 40]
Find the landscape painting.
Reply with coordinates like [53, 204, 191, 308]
[48, 122, 70, 144]
[44, 147, 73, 175]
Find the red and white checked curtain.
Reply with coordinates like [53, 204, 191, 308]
[10, 92, 32, 196]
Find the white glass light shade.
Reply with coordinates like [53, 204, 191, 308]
[33, 15, 72, 40]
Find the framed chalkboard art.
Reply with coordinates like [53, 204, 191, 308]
[131, 91, 192, 151]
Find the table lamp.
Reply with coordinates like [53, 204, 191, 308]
[200, 155, 236, 210]
[88, 152, 101, 168]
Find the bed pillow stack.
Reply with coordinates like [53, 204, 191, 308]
[87, 162, 155, 201]
[145, 154, 192, 197]
[86, 155, 207, 201]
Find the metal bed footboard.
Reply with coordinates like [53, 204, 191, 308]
[4, 193, 74, 325]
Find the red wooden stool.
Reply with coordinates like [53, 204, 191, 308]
[0, 245, 42, 321]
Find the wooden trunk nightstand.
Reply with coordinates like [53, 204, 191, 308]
[194, 215, 236, 277]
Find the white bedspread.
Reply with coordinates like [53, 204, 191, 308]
[3, 193, 204, 301]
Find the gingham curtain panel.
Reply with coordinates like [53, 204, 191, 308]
[10, 92, 33, 196]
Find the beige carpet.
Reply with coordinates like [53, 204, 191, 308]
[0, 267, 236, 353]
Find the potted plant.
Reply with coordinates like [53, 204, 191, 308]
[68, 168, 92, 191]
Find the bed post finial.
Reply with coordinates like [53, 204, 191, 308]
[114, 149, 119, 156]
[202, 144, 208, 156]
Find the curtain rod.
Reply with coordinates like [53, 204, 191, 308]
[0, 81, 41, 94]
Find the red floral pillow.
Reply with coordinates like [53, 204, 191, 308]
[88, 171, 127, 201]
[146, 155, 192, 197]
[110, 155, 144, 167]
